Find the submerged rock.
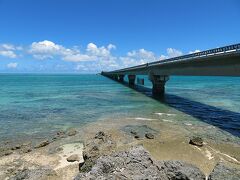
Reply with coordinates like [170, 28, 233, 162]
[53, 130, 66, 139]
[34, 140, 49, 148]
[130, 130, 137, 135]
[189, 137, 203, 147]
[145, 132, 154, 139]
[67, 128, 77, 136]
[67, 154, 80, 162]
[123, 124, 158, 140]
[75, 146, 205, 180]
[134, 134, 140, 139]
[57, 130, 65, 136]
[208, 163, 240, 180]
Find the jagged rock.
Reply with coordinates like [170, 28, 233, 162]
[75, 146, 205, 180]
[11, 144, 21, 150]
[34, 140, 49, 148]
[67, 154, 80, 162]
[67, 128, 77, 136]
[9, 167, 57, 180]
[4, 150, 13, 156]
[80, 131, 116, 172]
[95, 131, 105, 140]
[189, 137, 203, 147]
[208, 163, 240, 180]
[145, 132, 154, 139]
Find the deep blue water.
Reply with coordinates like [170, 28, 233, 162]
[0, 74, 239, 143]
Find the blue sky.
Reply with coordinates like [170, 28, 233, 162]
[0, 0, 239, 73]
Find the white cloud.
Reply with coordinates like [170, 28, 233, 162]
[0, 44, 20, 58]
[158, 48, 183, 60]
[29, 40, 116, 63]
[107, 44, 116, 50]
[1, 41, 189, 73]
[29, 40, 68, 59]
[0, 50, 17, 58]
[166, 48, 183, 58]
[7, 62, 18, 69]
[1, 44, 15, 50]
[189, 49, 201, 54]
[63, 54, 96, 62]
[120, 49, 157, 68]
[86, 43, 114, 57]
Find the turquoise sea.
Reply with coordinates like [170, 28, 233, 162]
[0, 74, 240, 143]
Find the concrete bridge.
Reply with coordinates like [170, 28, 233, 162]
[102, 43, 240, 96]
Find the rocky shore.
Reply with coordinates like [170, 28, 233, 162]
[0, 118, 240, 180]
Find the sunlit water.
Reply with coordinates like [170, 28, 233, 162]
[0, 74, 239, 143]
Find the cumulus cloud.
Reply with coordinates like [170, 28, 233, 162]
[29, 40, 116, 63]
[166, 48, 183, 58]
[158, 48, 183, 60]
[120, 49, 157, 68]
[1, 40, 187, 73]
[29, 40, 70, 59]
[28, 40, 120, 72]
[7, 62, 18, 69]
[0, 44, 20, 58]
[86, 43, 113, 57]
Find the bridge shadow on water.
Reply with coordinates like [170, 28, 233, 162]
[118, 80, 240, 138]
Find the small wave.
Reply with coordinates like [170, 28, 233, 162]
[127, 117, 158, 121]
[184, 123, 192, 126]
[155, 112, 176, 116]
[162, 119, 173, 122]
[208, 146, 240, 164]
[205, 149, 214, 160]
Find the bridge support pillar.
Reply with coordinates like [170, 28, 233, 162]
[112, 74, 118, 81]
[128, 75, 136, 86]
[150, 75, 169, 96]
[118, 75, 124, 82]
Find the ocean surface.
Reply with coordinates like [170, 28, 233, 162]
[0, 74, 240, 143]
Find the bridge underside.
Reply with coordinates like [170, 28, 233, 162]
[102, 53, 240, 96]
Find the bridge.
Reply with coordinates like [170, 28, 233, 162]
[101, 43, 240, 96]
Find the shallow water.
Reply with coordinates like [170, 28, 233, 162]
[0, 74, 239, 143]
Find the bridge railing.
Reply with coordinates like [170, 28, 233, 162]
[109, 43, 240, 73]
[148, 43, 240, 66]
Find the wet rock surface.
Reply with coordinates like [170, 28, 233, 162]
[208, 163, 240, 180]
[34, 140, 49, 148]
[189, 136, 203, 147]
[145, 132, 154, 139]
[9, 167, 57, 180]
[75, 146, 206, 180]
